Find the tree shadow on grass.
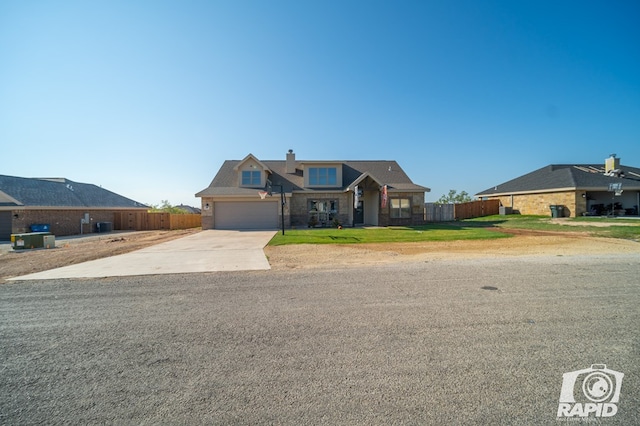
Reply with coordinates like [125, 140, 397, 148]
[407, 220, 509, 231]
[327, 235, 361, 242]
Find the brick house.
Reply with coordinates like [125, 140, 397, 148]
[475, 155, 640, 217]
[0, 175, 148, 240]
[196, 150, 430, 230]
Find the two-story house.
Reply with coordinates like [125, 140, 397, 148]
[196, 150, 430, 230]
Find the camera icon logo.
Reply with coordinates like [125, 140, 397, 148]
[582, 370, 613, 402]
[557, 364, 624, 418]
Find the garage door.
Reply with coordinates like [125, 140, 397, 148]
[0, 211, 12, 241]
[214, 201, 278, 230]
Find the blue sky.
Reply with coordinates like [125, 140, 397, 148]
[1, 1, 638, 206]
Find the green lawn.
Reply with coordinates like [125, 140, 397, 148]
[464, 215, 640, 240]
[268, 223, 511, 246]
[268, 215, 640, 246]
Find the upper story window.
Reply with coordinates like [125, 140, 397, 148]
[241, 170, 261, 186]
[308, 167, 337, 186]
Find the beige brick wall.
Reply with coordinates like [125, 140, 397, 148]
[490, 191, 585, 217]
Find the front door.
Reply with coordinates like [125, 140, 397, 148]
[354, 200, 364, 225]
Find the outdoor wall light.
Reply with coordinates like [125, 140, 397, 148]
[13, 213, 19, 218]
[205, 203, 210, 210]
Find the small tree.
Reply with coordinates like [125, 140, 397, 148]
[147, 200, 190, 214]
[436, 190, 473, 204]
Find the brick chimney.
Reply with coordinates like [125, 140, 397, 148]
[286, 149, 296, 174]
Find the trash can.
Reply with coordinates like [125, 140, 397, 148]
[550, 205, 558, 218]
[30, 224, 50, 233]
[96, 222, 113, 233]
[557, 205, 565, 217]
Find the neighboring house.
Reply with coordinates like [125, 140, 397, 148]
[175, 204, 202, 214]
[0, 175, 148, 240]
[196, 150, 430, 230]
[475, 155, 640, 217]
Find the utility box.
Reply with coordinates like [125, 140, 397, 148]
[43, 235, 56, 249]
[10, 232, 52, 250]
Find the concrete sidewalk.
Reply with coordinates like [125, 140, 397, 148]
[8, 230, 277, 281]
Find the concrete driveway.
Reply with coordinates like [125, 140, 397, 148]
[8, 230, 277, 281]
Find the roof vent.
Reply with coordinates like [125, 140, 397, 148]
[66, 184, 74, 191]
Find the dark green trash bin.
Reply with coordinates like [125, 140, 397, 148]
[550, 205, 565, 218]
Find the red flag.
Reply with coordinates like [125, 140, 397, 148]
[381, 185, 388, 208]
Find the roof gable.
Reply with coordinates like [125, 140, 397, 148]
[345, 172, 384, 191]
[233, 153, 271, 173]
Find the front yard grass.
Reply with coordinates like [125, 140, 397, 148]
[465, 215, 640, 240]
[268, 223, 511, 246]
[268, 215, 640, 246]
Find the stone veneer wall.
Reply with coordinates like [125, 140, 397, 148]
[201, 191, 427, 229]
[379, 192, 426, 226]
[200, 197, 214, 230]
[290, 192, 350, 228]
[492, 190, 583, 217]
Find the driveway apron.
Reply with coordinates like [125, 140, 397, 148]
[9, 230, 277, 280]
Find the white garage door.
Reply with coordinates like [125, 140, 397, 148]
[214, 201, 279, 230]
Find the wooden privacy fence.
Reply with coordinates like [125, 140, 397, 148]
[425, 200, 500, 222]
[425, 203, 455, 222]
[454, 199, 500, 220]
[113, 212, 201, 231]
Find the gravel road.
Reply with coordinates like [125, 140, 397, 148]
[1, 254, 638, 425]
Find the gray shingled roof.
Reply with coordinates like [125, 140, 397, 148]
[196, 159, 429, 196]
[476, 164, 640, 196]
[0, 175, 148, 208]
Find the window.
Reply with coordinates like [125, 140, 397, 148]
[308, 199, 338, 214]
[308, 167, 337, 186]
[308, 199, 339, 226]
[390, 198, 411, 219]
[241, 170, 261, 186]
